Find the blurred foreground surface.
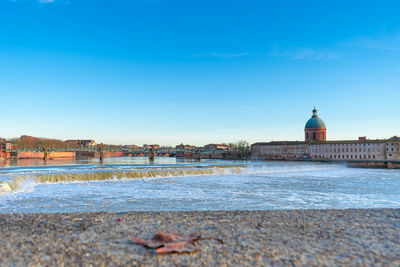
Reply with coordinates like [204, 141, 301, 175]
[0, 209, 399, 266]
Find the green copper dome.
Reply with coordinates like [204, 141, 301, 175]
[305, 108, 326, 129]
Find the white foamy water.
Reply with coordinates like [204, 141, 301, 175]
[0, 158, 400, 213]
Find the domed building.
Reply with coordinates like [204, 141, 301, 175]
[305, 108, 326, 142]
[252, 107, 400, 162]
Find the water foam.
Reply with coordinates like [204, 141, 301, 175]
[0, 166, 244, 195]
[0, 163, 345, 195]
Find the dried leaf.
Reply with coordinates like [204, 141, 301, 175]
[130, 231, 200, 248]
[129, 231, 222, 254]
[157, 240, 198, 254]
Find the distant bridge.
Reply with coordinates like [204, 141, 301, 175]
[5, 146, 230, 163]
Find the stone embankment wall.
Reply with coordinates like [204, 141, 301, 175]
[13, 151, 76, 159]
[347, 161, 400, 169]
[103, 151, 126, 157]
[251, 156, 400, 169]
[0, 151, 10, 160]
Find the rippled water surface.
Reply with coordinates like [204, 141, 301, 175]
[1, 157, 400, 213]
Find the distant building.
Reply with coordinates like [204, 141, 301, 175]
[0, 141, 12, 150]
[204, 144, 231, 150]
[143, 144, 160, 149]
[66, 139, 97, 147]
[251, 141, 308, 160]
[305, 108, 326, 141]
[251, 108, 400, 161]
[175, 143, 197, 149]
[307, 137, 400, 161]
[125, 145, 139, 149]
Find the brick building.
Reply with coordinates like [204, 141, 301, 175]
[66, 139, 97, 147]
[251, 108, 400, 161]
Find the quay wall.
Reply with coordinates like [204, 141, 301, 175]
[251, 156, 400, 169]
[76, 151, 98, 158]
[103, 151, 126, 157]
[15, 151, 76, 159]
[49, 152, 76, 159]
[347, 161, 400, 169]
[0, 151, 10, 160]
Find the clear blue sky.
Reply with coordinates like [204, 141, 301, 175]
[0, 0, 399, 145]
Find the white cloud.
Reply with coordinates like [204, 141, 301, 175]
[267, 48, 340, 61]
[355, 35, 400, 52]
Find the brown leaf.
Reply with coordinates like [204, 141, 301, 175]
[130, 231, 200, 248]
[129, 231, 222, 254]
[156, 240, 198, 254]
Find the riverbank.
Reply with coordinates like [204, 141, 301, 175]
[0, 209, 399, 266]
[253, 158, 400, 169]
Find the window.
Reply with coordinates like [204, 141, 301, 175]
[313, 132, 316, 139]
[322, 132, 324, 139]
[306, 133, 309, 139]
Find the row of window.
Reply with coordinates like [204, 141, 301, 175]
[314, 154, 376, 159]
[326, 143, 385, 147]
[311, 148, 381, 153]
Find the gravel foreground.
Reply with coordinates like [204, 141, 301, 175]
[0, 209, 399, 266]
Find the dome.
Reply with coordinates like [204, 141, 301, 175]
[305, 108, 326, 129]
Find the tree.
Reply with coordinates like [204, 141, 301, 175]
[231, 140, 250, 159]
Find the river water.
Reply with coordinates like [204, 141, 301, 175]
[0, 157, 400, 213]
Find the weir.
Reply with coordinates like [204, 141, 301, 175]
[0, 165, 243, 194]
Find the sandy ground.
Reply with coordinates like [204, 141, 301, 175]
[0, 209, 399, 266]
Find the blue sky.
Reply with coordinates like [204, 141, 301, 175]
[0, 0, 399, 145]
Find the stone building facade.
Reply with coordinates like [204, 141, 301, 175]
[251, 141, 308, 160]
[251, 108, 400, 161]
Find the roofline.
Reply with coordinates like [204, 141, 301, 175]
[252, 138, 398, 146]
